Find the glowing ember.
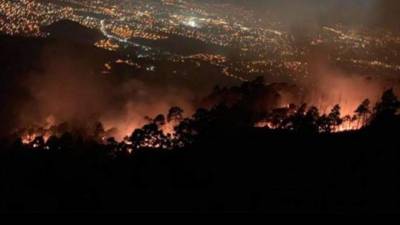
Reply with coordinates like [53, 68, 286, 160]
[334, 123, 361, 133]
[254, 121, 277, 129]
[254, 103, 369, 133]
[21, 131, 52, 145]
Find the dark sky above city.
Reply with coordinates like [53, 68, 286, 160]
[210, 0, 400, 28]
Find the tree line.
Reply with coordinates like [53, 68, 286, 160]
[12, 77, 400, 154]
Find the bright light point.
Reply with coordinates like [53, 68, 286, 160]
[188, 20, 197, 27]
[183, 18, 199, 28]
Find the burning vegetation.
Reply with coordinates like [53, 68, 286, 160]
[13, 77, 400, 154]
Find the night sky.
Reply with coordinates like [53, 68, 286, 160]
[210, 0, 400, 28]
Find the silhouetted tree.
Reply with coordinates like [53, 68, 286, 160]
[154, 114, 166, 127]
[328, 105, 343, 131]
[105, 137, 118, 151]
[270, 107, 290, 128]
[374, 89, 400, 117]
[318, 114, 331, 133]
[174, 118, 196, 147]
[167, 107, 184, 123]
[341, 115, 353, 131]
[287, 103, 305, 131]
[129, 122, 170, 150]
[285, 104, 321, 133]
[371, 89, 400, 127]
[355, 99, 371, 128]
[304, 106, 320, 133]
[93, 122, 105, 142]
[46, 135, 59, 150]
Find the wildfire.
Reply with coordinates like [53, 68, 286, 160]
[19, 115, 56, 146]
[21, 133, 38, 145]
[254, 103, 368, 133]
[334, 118, 362, 133]
[254, 121, 277, 129]
[20, 131, 52, 146]
[18, 110, 183, 152]
[334, 124, 360, 133]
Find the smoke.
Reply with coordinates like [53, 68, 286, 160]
[373, 0, 400, 29]
[99, 79, 194, 140]
[221, 0, 400, 31]
[6, 40, 400, 141]
[269, 0, 376, 26]
[300, 56, 398, 116]
[15, 42, 195, 140]
[4, 0, 400, 140]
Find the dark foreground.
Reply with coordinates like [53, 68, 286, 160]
[0, 126, 399, 213]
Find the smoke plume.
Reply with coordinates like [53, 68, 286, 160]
[14, 42, 195, 140]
